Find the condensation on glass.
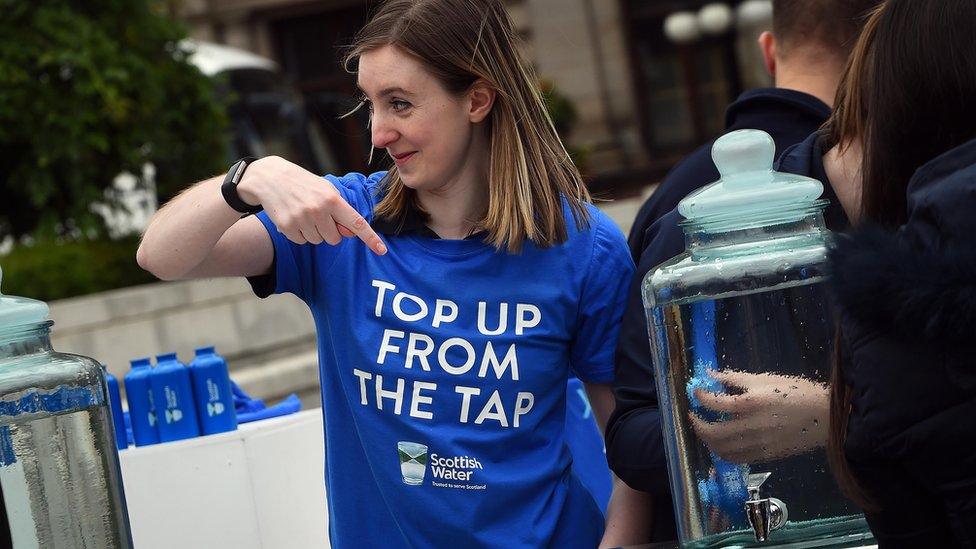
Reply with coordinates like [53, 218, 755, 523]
[642, 130, 875, 548]
[0, 267, 132, 548]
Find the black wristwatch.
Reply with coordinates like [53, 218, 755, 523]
[221, 157, 263, 215]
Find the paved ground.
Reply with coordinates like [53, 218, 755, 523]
[596, 183, 657, 237]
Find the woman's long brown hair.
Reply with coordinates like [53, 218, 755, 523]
[343, 0, 590, 253]
[824, 0, 976, 511]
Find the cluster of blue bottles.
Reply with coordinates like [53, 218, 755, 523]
[106, 346, 238, 448]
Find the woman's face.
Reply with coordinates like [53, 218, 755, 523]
[357, 45, 481, 191]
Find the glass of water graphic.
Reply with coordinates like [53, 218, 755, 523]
[397, 441, 428, 486]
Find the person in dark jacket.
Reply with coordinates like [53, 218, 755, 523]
[605, 0, 881, 542]
[816, 1, 976, 546]
[625, 0, 885, 261]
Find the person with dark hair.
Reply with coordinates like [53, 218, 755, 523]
[626, 0, 878, 260]
[809, 0, 976, 544]
[603, 0, 881, 543]
[628, 0, 976, 544]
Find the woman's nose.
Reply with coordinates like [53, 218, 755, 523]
[371, 116, 399, 149]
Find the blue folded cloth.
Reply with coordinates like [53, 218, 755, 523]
[229, 380, 301, 423]
[231, 380, 266, 414]
[236, 394, 302, 423]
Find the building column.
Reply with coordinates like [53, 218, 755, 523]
[526, 0, 647, 174]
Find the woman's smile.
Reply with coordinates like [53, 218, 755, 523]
[391, 150, 417, 167]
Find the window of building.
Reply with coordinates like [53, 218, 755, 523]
[623, 0, 745, 162]
[269, 6, 373, 174]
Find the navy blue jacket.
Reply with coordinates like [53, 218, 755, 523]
[828, 138, 976, 547]
[605, 89, 831, 538]
[627, 88, 831, 261]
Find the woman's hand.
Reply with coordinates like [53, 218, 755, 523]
[689, 370, 828, 464]
[238, 156, 387, 254]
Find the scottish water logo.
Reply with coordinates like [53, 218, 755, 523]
[397, 441, 428, 486]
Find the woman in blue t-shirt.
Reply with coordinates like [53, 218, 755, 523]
[138, 0, 643, 547]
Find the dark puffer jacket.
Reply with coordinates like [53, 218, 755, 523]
[828, 138, 976, 548]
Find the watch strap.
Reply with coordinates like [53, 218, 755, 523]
[221, 157, 263, 215]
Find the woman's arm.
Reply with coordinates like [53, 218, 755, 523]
[600, 480, 654, 548]
[585, 383, 653, 547]
[136, 174, 271, 280]
[137, 156, 386, 281]
[584, 382, 615, 437]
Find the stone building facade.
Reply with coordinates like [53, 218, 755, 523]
[177, 0, 771, 188]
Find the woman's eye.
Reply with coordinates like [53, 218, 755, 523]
[391, 99, 411, 113]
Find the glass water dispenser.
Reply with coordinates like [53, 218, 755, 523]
[0, 266, 133, 548]
[642, 130, 874, 548]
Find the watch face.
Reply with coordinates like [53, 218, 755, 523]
[222, 158, 261, 214]
[231, 159, 248, 184]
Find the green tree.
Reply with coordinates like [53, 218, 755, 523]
[0, 0, 227, 239]
[541, 80, 591, 175]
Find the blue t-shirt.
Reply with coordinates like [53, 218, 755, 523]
[252, 172, 634, 548]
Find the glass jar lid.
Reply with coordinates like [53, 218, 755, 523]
[0, 265, 50, 328]
[678, 129, 827, 231]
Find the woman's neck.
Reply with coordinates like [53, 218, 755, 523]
[416, 129, 491, 239]
[418, 180, 488, 239]
[823, 141, 863, 223]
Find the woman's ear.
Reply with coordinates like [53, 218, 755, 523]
[468, 80, 496, 123]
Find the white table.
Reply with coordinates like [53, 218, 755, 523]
[119, 409, 330, 549]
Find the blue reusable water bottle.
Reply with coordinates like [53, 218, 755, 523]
[104, 367, 128, 450]
[151, 353, 200, 442]
[124, 357, 159, 446]
[189, 346, 238, 435]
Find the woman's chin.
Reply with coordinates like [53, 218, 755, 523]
[399, 174, 425, 190]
